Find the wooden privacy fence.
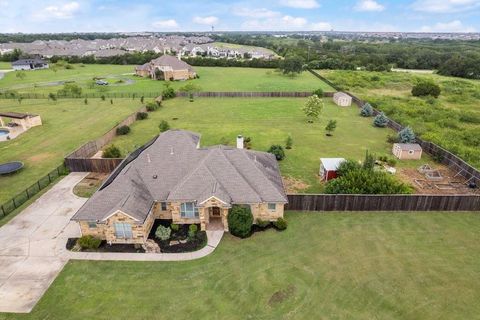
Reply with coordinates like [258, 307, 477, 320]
[308, 69, 480, 184]
[286, 194, 480, 211]
[64, 106, 146, 173]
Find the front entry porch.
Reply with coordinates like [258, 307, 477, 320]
[202, 204, 229, 232]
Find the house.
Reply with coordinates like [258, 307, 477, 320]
[72, 130, 288, 244]
[11, 58, 49, 71]
[392, 143, 422, 160]
[134, 55, 196, 81]
[333, 92, 352, 107]
[0, 112, 42, 130]
[319, 158, 346, 181]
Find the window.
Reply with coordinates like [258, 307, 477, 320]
[87, 222, 97, 229]
[268, 203, 276, 211]
[181, 202, 199, 218]
[160, 202, 167, 211]
[408, 150, 415, 155]
[114, 223, 133, 239]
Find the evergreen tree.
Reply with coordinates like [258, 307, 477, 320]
[373, 112, 389, 127]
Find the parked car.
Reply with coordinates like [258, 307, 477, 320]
[95, 80, 109, 85]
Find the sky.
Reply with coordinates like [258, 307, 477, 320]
[0, 0, 479, 33]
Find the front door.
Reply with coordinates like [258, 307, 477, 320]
[211, 207, 221, 217]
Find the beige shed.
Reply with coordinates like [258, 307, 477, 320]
[333, 92, 352, 107]
[392, 143, 422, 160]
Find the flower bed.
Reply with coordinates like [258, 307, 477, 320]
[66, 238, 145, 253]
[148, 219, 207, 253]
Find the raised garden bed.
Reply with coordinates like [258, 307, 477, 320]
[148, 219, 207, 253]
[66, 238, 145, 253]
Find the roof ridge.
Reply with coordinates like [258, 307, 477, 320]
[239, 150, 288, 202]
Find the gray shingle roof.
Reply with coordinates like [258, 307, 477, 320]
[149, 55, 195, 72]
[72, 130, 287, 222]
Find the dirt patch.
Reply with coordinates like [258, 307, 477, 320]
[397, 164, 479, 195]
[27, 152, 54, 163]
[268, 284, 296, 306]
[283, 176, 309, 193]
[73, 172, 108, 198]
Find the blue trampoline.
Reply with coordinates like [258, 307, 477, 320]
[0, 161, 24, 175]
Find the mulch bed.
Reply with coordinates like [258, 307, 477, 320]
[66, 238, 145, 253]
[148, 219, 207, 253]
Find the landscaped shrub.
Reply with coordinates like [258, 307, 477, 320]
[386, 134, 399, 143]
[136, 112, 148, 120]
[336, 159, 361, 176]
[228, 205, 253, 238]
[387, 158, 397, 167]
[77, 235, 101, 250]
[312, 88, 324, 97]
[162, 83, 176, 100]
[101, 95, 106, 101]
[362, 151, 375, 171]
[243, 137, 252, 149]
[398, 126, 416, 143]
[285, 135, 293, 149]
[170, 224, 179, 232]
[103, 144, 121, 158]
[57, 83, 82, 97]
[325, 120, 337, 136]
[373, 112, 389, 127]
[48, 92, 57, 101]
[155, 225, 171, 241]
[159, 120, 170, 132]
[256, 218, 270, 228]
[116, 125, 130, 135]
[412, 80, 441, 98]
[360, 103, 374, 117]
[274, 218, 288, 231]
[267, 145, 285, 161]
[188, 224, 198, 240]
[146, 102, 159, 112]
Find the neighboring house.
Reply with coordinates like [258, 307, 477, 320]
[134, 55, 196, 81]
[0, 112, 42, 130]
[319, 158, 346, 181]
[11, 58, 49, 71]
[72, 130, 288, 244]
[333, 92, 352, 107]
[392, 143, 423, 160]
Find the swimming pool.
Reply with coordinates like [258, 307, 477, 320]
[0, 128, 10, 141]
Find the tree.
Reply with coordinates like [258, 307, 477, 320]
[180, 82, 201, 101]
[280, 56, 304, 76]
[285, 135, 293, 149]
[58, 83, 82, 97]
[302, 94, 323, 123]
[373, 112, 389, 127]
[362, 150, 375, 171]
[48, 92, 57, 102]
[267, 145, 285, 161]
[398, 126, 416, 143]
[103, 145, 121, 158]
[312, 88, 324, 97]
[360, 103, 374, 117]
[227, 205, 253, 238]
[325, 120, 337, 136]
[159, 120, 170, 132]
[162, 82, 176, 100]
[411, 80, 441, 98]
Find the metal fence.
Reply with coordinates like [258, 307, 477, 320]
[0, 92, 162, 100]
[0, 164, 69, 218]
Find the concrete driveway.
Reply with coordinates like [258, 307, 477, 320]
[0, 173, 87, 313]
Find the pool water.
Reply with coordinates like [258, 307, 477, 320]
[0, 129, 9, 136]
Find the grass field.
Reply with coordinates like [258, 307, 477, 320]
[319, 70, 480, 169]
[109, 97, 422, 193]
[2, 211, 479, 319]
[0, 62, 11, 70]
[0, 99, 141, 204]
[0, 65, 333, 95]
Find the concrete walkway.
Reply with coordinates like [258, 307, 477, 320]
[0, 173, 224, 313]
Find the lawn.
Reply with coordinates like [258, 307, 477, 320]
[0, 99, 141, 204]
[109, 97, 417, 193]
[0, 64, 333, 95]
[0, 62, 11, 70]
[2, 211, 480, 319]
[319, 70, 480, 169]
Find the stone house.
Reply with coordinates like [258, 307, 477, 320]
[72, 130, 288, 244]
[134, 55, 196, 81]
[11, 58, 49, 71]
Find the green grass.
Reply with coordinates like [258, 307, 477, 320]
[0, 62, 11, 70]
[109, 97, 418, 193]
[3, 211, 480, 319]
[319, 70, 480, 169]
[0, 65, 333, 95]
[0, 99, 141, 204]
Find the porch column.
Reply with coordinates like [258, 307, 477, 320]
[222, 208, 229, 232]
[199, 207, 207, 231]
[0, 117, 4, 127]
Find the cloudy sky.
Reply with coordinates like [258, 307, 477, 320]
[0, 0, 479, 33]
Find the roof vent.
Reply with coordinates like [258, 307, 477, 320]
[147, 154, 151, 163]
[153, 174, 158, 179]
[170, 146, 174, 155]
[236, 135, 244, 149]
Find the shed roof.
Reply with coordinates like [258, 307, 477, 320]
[0, 112, 37, 119]
[320, 158, 346, 171]
[394, 143, 422, 151]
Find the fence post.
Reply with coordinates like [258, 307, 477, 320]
[0, 205, 4, 217]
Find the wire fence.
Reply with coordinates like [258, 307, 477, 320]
[0, 92, 163, 100]
[0, 164, 69, 218]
